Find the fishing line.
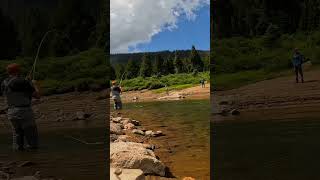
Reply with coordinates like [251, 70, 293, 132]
[27, 29, 75, 80]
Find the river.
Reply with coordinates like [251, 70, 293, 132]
[117, 99, 210, 179]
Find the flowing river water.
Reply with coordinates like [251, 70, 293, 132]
[212, 108, 320, 180]
[0, 127, 107, 179]
[117, 99, 210, 179]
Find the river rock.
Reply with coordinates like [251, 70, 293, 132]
[122, 119, 132, 125]
[112, 117, 122, 123]
[145, 130, 154, 136]
[75, 111, 85, 120]
[110, 168, 145, 180]
[116, 135, 129, 142]
[110, 122, 124, 135]
[132, 129, 145, 136]
[131, 120, 140, 126]
[124, 123, 136, 130]
[110, 142, 166, 176]
[143, 144, 156, 151]
[153, 131, 164, 137]
[110, 134, 118, 142]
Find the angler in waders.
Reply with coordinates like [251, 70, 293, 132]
[1, 63, 40, 151]
[111, 81, 122, 110]
[292, 48, 304, 83]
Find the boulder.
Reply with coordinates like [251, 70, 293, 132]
[110, 142, 166, 176]
[132, 129, 145, 136]
[110, 168, 145, 180]
[110, 122, 124, 135]
[124, 123, 136, 130]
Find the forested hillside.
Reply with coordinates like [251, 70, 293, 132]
[0, 0, 107, 59]
[212, 0, 320, 38]
[0, 0, 109, 95]
[211, 0, 320, 89]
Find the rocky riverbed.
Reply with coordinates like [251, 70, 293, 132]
[110, 114, 197, 180]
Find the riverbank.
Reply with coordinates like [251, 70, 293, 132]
[117, 84, 210, 104]
[212, 66, 320, 119]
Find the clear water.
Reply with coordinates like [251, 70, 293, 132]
[212, 112, 320, 180]
[117, 100, 210, 179]
[0, 127, 107, 179]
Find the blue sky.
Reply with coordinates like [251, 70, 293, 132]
[130, 5, 210, 53]
[111, 0, 210, 53]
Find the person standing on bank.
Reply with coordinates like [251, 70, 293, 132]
[292, 48, 304, 83]
[1, 63, 40, 151]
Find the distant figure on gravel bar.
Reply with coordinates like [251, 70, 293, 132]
[292, 48, 304, 83]
[1, 63, 40, 151]
[111, 81, 122, 110]
[200, 79, 205, 88]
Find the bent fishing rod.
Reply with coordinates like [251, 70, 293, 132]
[27, 29, 74, 80]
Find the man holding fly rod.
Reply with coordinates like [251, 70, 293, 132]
[1, 63, 40, 151]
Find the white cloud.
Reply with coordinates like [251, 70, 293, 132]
[110, 0, 209, 53]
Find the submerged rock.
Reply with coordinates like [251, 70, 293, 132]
[110, 142, 166, 176]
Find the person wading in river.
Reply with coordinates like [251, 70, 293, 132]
[292, 48, 304, 83]
[1, 63, 40, 151]
[111, 81, 122, 110]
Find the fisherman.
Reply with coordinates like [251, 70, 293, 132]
[1, 63, 40, 151]
[111, 80, 122, 110]
[200, 78, 205, 88]
[292, 48, 304, 83]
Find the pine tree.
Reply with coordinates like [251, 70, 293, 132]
[174, 52, 184, 73]
[115, 64, 125, 79]
[190, 45, 204, 72]
[0, 9, 21, 59]
[125, 59, 140, 79]
[140, 54, 153, 77]
[153, 54, 164, 76]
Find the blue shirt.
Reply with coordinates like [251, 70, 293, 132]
[292, 53, 303, 67]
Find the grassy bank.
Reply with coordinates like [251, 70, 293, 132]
[211, 69, 292, 91]
[120, 71, 209, 92]
[0, 48, 109, 95]
[212, 31, 320, 90]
